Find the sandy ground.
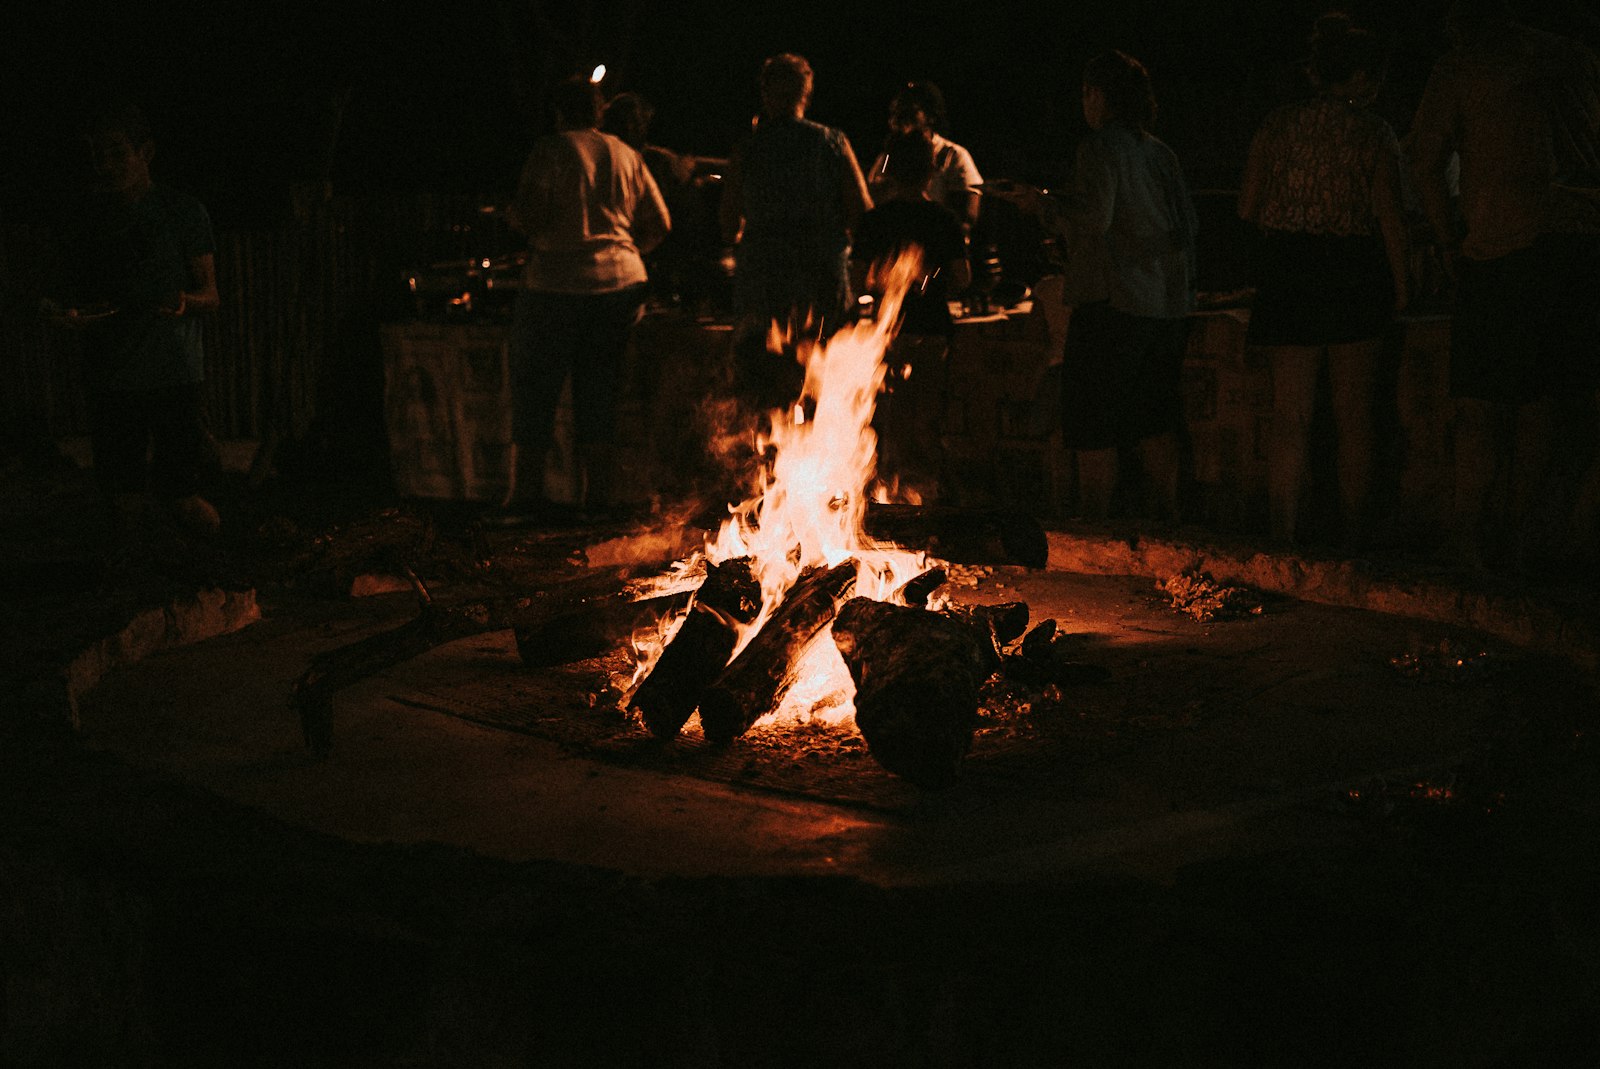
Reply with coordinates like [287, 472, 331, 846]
[4, 463, 1599, 1066]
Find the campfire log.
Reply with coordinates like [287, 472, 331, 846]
[294, 602, 494, 757]
[893, 566, 948, 608]
[293, 564, 705, 756]
[630, 558, 760, 740]
[944, 600, 1030, 672]
[862, 504, 1049, 569]
[511, 565, 704, 668]
[697, 561, 858, 744]
[832, 597, 990, 788]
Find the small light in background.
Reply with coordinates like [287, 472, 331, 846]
[590, 64, 607, 84]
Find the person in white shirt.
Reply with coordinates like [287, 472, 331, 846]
[504, 76, 670, 514]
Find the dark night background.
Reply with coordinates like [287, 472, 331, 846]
[12, 0, 1595, 231]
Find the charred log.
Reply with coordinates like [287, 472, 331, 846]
[294, 563, 704, 756]
[1004, 619, 1112, 687]
[943, 600, 1030, 673]
[697, 561, 858, 744]
[294, 602, 492, 757]
[862, 504, 1049, 569]
[832, 598, 990, 788]
[893, 566, 948, 608]
[511, 565, 705, 668]
[631, 558, 760, 740]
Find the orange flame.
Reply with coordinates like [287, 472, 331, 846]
[706, 250, 933, 724]
[622, 250, 936, 729]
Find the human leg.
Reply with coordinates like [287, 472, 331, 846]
[568, 285, 646, 512]
[505, 289, 581, 508]
[1564, 390, 1600, 568]
[1509, 396, 1555, 567]
[88, 388, 153, 535]
[1135, 431, 1180, 524]
[1059, 304, 1124, 521]
[1265, 346, 1321, 544]
[1327, 339, 1379, 546]
[147, 382, 220, 537]
[1449, 398, 1498, 568]
[1074, 447, 1118, 521]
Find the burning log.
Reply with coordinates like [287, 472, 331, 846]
[945, 600, 1030, 672]
[893, 566, 947, 608]
[697, 561, 858, 744]
[832, 598, 991, 788]
[294, 564, 703, 756]
[630, 558, 760, 740]
[512, 566, 703, 668]
[862, 503, 1049, 569]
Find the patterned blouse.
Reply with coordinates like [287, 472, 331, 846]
[1245, 97, 1400, 237]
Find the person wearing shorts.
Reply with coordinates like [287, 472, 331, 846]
[1000, 51, 1198, 522]
[1410, 0, 1600, 568]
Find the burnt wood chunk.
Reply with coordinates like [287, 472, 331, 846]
[697, 561, 858, 744]
[862, 504, 1049, 569]
[631, 558, 760, 740]
[1004, 619, 1112, 686]
[943, 600, 1030, 673]
[511, 566, 704, 668]
[294, 604, 491, 757]
[832, 598, 989, 788]
[893, 566, 948, 608]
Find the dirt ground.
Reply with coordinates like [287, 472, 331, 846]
[3, 461, 1599, 1067]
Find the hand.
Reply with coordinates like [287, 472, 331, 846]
[40, 297, 114, 329]
[981, 179, 1044, 215]
[156, 292, 187, 318]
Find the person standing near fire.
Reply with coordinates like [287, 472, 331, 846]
[850, 128, 971, 503]
[1238, 14, 1408, 549]
[503, 75, 671, 516]
[1409, 0, 1600, 570]
[868, 81, 983, 236]
[719, 52, 873, 415]
[43, 100, 223, 544]
[994, 50, 1198, 524]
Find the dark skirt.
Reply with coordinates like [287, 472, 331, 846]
[1246, 230, 1393, 347]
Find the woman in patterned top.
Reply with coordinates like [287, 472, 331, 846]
[1239, 13, 1408, 546]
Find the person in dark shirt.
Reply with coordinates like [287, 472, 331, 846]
[720, 53, 873, 414]
[851, 130, 971, 502]
[44, 101, 222, 541]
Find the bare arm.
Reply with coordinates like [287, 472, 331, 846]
[943, 247, 972, 292]
[838, 136, 874, 235]
[718, 148, 744, 246]
[162, 253, 219, 318]
[632, 168, 671, 256]
[1039, 136, 1115, 240]
[1408, 71, 1461, 258]
[1236, 127, 1267, 224]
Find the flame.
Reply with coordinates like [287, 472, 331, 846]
[619, 250, 935, 729]
[701, 250, 931, 722]
[590, 64, 607, 84]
